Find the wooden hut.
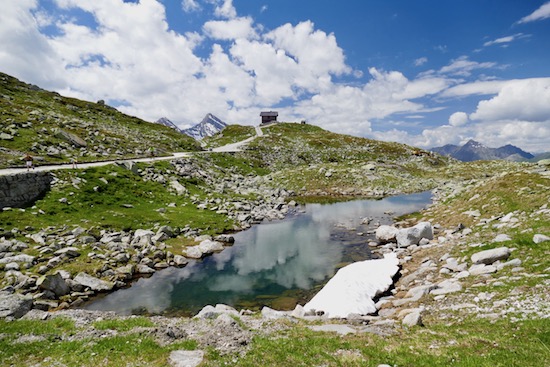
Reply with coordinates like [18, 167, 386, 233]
[260, 111, 278, 124]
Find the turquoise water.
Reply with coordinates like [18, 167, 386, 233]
[84, 191, 432, 316]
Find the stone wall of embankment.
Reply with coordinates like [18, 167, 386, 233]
[0, 172, 53, 208]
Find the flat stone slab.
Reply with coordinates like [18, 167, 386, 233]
[169, 350, 204, 367]
[309, 324, 357, 335]
[471, 247, 511, 265]
[73, 272, 115, 291]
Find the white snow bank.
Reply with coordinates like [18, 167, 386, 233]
[303, 253, 399, 318]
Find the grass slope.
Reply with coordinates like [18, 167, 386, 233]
[0, 72, 201, 168]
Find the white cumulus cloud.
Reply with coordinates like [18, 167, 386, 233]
[449, 112, 469, 127]
[203, 17, 257, 40]
[470, 78, 550, 122]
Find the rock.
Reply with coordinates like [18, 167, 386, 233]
[493, 234, 511, 242]
[533, 234, 550, 244]
[396, 222, 433, 248]
[37, 273, 70, 297]
[405, 284, 437, 301]
[132, 229, 154, 246]
[169, 350, 204, 367]
[463, 210, 481, 217]
[157, 226, 174, 238]
[54, 129, 87, 147]
[291, 304, 306, 318]
[54, 247, 81, 258]
[214, 234, 235, 243]
[261, 306, 289, 319]
[115, 264, 134, 279]
[198, 240, 224, 254]
[375, 225, 398, 243]
[183, 246, 203, 259]
[402, 311, 423, 326]
[73, 272, 115, 291]
[30, 233, 46, 245]
[0, 254, 35, 266]
[5, 262, 19, 271]
[80, 235, 96, 244]
[195, 304, 239, 319]
[309, 324, 356, 335]
[0, 133, 14, 140]
[0, 290, 33, 319]
[169, 180, 188, 196]
[431, 279, 462, 295]
[47, 256, 64, 268]
[471, 247, 511, 265]
[469, 264, 497, 275]
[33, 299, 59, 311]
[497, 258, 522, 271]
[136, 264, 156, 274]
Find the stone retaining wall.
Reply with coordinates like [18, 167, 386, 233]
[0, 172, 53, 208]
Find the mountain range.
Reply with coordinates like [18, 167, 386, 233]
[431, 140, 534, 162]
[155, 113, 227, 140]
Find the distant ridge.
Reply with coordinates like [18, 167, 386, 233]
[182, 113, 227, 140]
[431, 139, 534, 162]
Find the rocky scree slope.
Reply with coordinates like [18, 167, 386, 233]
[0, 72, 201, 169]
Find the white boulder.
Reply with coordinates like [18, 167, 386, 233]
[375, 225, 398, 243]
[471, 247, 511, 265]
[396, 222, 433, 248]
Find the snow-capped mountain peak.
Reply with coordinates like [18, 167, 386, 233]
[182, 113, 227, 140]
[155, 117, 182, 132]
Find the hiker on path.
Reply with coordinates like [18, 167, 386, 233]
[70, 157, 78, 169]
[24, 153, 34, 171]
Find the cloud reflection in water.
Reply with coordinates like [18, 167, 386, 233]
[84, 191, 431, 315]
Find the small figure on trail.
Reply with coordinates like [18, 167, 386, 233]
[24, 153, 34, 171]
[70, 157, 78, 169]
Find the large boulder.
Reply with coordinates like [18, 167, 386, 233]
[471, 247, 511, 265]
[37, 273, 70, 297]
[183, 246, 203, 259]
[198, 240, 224, 254]
[533, 234, 550, 244]
[73, 272, 115, 291]
[0, 254, 35, 266]
[0, 290, 33, 319]
[195, 304, 239, 319]
[375, 225, 398, 243]
[54, 129, 87, 147]
[396, 222, 433, 247]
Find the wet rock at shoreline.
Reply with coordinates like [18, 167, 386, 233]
[73, 272, 115, 292]
[396, 222, 433, 248]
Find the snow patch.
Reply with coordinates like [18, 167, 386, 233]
[304, 253, 399, 318]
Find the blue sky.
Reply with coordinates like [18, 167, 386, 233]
[1, 1, 549, 152]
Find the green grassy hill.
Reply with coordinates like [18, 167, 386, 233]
[216, 122, 454, 197]
[0, 72, 201, 168]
